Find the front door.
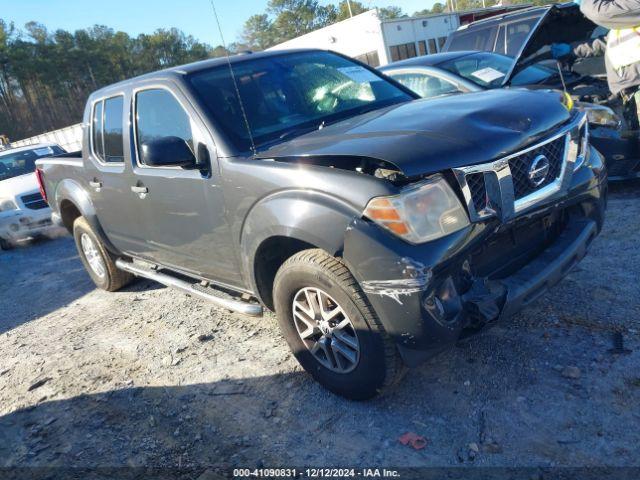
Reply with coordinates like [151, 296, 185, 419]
[128, 83, 242, 285]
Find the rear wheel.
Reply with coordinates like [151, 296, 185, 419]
[273, 249, 404, 400]
[73, 216, 133, 291]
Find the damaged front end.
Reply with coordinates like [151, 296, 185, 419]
[343, 112, 606, 367]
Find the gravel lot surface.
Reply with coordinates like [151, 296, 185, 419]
[1, 183, 639, 475]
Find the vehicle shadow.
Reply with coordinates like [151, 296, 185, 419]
[607, 178, 640, 198]
[0, 236, 161, 335]
[0, 372, 314, 472]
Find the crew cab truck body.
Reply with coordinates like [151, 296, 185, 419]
[36, 49, 607, 399]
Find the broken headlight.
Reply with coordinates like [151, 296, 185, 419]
[363, 176, 469, 244]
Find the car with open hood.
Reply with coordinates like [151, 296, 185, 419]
[436, 2, 638, 180]
[35, 49, 606, 399]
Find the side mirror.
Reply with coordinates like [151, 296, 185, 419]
[141, 136, 196, 168]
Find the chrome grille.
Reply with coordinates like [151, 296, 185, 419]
[21, 192, 48, 210]
[466, 172, 487, 212]
[509, 136, 565, 199]
[453, 112, 588, 223]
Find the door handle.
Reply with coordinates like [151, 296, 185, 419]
[89, 180, 102, 191]
[131, 185, 149, 194]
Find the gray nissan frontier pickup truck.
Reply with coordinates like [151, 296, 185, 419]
[36, 49, 606, 399]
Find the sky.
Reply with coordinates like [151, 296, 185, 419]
[0, 0, 439, 47]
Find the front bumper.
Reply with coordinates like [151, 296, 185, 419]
[343, 146, 607, 367]
[0, 207, 55, 243]
[498, 216, 595, 319]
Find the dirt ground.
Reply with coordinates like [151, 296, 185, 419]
[1, 182, 639, 476]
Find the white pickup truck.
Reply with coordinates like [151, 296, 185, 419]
[0, 143, 66, 249]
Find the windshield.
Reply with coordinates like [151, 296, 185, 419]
[0, 146, 63, 181]
[436, 52, 555, 88]
[188, 51, 413, 151]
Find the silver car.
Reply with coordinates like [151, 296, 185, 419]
[0, 143, 66, 249]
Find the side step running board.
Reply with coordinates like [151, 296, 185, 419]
[115, 259, 263, 317]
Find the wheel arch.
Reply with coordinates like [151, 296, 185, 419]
[54, 179, 121, 255]
[241, 190, 360, 310]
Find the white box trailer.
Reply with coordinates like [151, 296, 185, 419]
[10, 123, 83, 153]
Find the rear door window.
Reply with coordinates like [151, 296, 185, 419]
[103, 96, 125, 163]
[91, 95, 125, 163]
[91, 101, 104, 161]
[135, 89, 194, 166]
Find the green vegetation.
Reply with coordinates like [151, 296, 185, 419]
[0, 21, 214, 140]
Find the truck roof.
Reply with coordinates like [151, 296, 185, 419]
[91, 48, 324, 98]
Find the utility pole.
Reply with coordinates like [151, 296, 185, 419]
[346, 0, 353, 17]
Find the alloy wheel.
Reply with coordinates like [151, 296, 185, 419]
[292, 287, 360, 373]
[80, 233, 106, 279]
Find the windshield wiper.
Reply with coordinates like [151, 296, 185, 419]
[352, 99, 401, 117]
[277, 124, 323, 142]
[253, 123, 324, 152]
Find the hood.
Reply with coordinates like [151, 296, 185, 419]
[0, 172, 38, 198]
[257, 88, 572, 178]
[507, 3, 601, 84]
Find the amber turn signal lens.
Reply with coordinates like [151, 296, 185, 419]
[363, 200, 409, 234]
[385, 222, 410, 235]
[366, 208, 401, 221]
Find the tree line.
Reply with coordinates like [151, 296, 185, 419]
[1, 0, 554, 141]
[241, 0, 554, 49]
[0, 21, 217, 141]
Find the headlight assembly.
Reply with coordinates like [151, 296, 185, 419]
[363, 176, 470, 244]
[0, 198, 18, 212]
[576, 103, 621, 128]
[567, 114, 589, 171]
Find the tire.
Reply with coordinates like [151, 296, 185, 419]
[273, 249, 404, 400]
[0, 237, 12, 250]
[72, 216, 133, 291]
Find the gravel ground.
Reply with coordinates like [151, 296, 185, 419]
[1, 182, 639, 474]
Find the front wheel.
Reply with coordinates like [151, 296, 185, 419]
[273, 249, 404, 400]
[73, 216, 133, 291]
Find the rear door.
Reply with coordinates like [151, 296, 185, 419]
[127, 82, 242, 285]
[84, 94, 146, 254]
